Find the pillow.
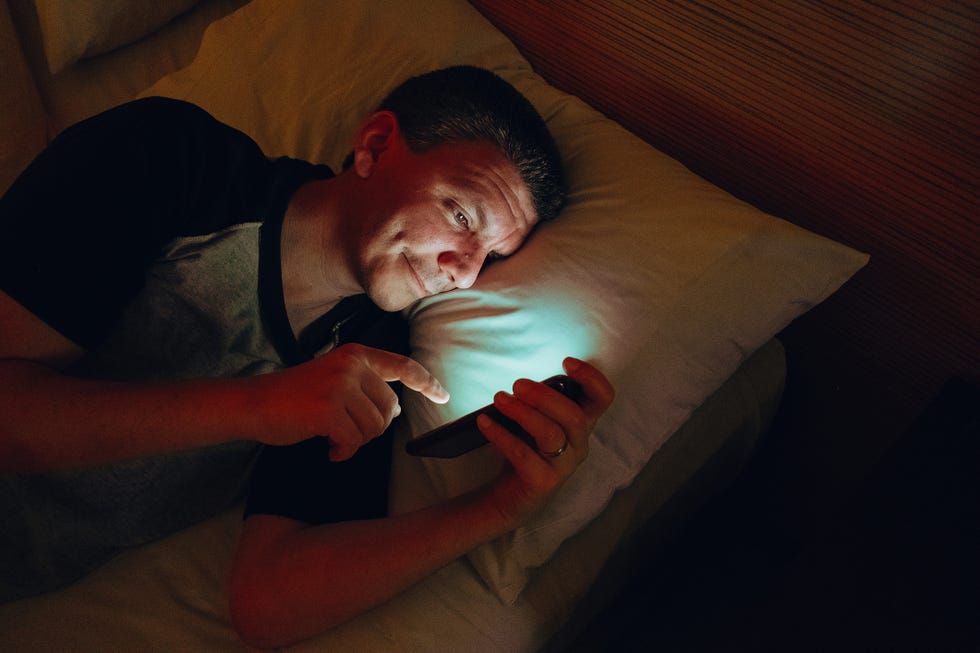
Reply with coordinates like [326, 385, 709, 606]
[0, 0, 47, 193]
[397, 83, 868, 604]
[143, 0, 869, 604]
[33, 0, 202, 73]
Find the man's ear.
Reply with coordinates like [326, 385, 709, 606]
[352, 111, 400, 178]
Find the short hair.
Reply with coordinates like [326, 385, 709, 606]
[373, 66, 565, 223]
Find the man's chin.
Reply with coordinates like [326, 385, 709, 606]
[365, 273, 449, 311]
[368, 290, 423, 313]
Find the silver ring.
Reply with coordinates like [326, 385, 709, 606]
[540, 439, 568, 459]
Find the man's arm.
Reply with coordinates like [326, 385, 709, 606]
[0, 288, 259, 471]
[0, 290, 447, 473]
[228, 358, 615, 649]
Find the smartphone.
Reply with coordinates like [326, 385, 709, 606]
[405, 375, 584, 458]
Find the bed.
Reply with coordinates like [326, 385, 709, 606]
[0, 0, 871, 650]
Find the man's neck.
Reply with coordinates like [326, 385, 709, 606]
[280, 176, 361, 338]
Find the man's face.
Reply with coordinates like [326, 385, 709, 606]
[353, 139, 538, 311]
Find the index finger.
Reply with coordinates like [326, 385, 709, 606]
[358, 347, 450, 404]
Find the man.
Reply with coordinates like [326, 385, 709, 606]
[0, 66, 614, 642]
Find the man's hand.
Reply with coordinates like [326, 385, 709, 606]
[255, 343, 449, 460]
[1, 283, 446, 471]
[229, 357, 613, 647]
[478, 357, 615, 525]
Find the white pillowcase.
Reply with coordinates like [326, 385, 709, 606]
[143, 0, 869, 604]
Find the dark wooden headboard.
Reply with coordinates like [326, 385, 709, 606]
[470, 1, 978, 450]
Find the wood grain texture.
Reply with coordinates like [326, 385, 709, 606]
[470, 0, 979, 426]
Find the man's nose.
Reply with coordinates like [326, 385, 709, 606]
[437, 250, 483, 289]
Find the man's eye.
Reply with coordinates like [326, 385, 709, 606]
[454, 212, 469, 229]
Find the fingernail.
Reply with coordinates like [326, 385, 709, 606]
[435, 381, 450, 403]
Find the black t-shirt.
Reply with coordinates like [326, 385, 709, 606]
[243, 297, 410, 525]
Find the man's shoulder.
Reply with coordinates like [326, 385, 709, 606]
[112, 97, 236, 133]
[92, 97, 217, 126]
[51, 97, 249, 155]
[115, 96, 207, 115]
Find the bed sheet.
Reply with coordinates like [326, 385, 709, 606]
[0, 340, 784, 652]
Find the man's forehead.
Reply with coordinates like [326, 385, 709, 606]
[438, 143, 536, 228]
